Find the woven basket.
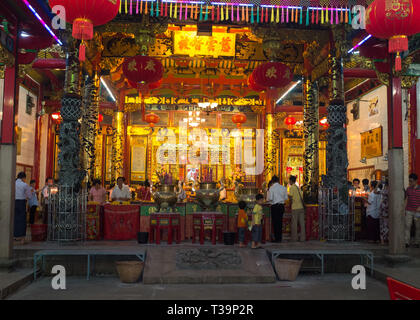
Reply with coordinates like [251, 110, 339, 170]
[116, 261, 144, 283]
[274, 258, 303, 281]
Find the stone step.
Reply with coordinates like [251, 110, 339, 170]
[0, 269, 36, 300]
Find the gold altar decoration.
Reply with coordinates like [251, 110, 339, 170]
[111, 111, 124, 185]
[372, 55, 418, 88]
[173, 31, 236, 58]
[361, 126, 383, 159]
[251, 105, 265, 113]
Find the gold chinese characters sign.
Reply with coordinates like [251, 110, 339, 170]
[361, 127, 383, 159]
[125, 96, 263, 106]
[173, 31, 235, 57]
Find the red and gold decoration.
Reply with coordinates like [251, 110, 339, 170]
[284, 115, 297, 130]
[366, 0, 420, 71]
[145, 112, 160, 128]
[98, 113, 104, 123]
[232, 112, 247, 128]
[49, 0, 120, 61]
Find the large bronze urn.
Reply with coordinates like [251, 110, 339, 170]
[235, 187, 259, 210]
[152, 184, 177, 212]
[195, 182, 220, 211]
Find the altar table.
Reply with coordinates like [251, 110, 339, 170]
[192, 212, 225, 245]
[149, 213, 181, 244]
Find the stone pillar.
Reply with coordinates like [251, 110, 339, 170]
[324, 54, 349, 203]
[0, 64, 17, 263]
[302, 79, 319, 204]
[111, 111, 124, 186]
[81, 70, 100, 183]
[58, 44, 84, 190]
[387, 75, 406, 257]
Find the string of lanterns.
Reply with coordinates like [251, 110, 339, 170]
[119, 0, 358, 26]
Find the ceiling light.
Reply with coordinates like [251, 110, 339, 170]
[276, 80, 301, 105]
[100, 77, 116, 102]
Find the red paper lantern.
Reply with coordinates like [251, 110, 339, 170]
[284, 116, 297, 130]
[319, 117, 329, 129]
[232, 113, 247, 128]
[123, 56, 164, 95]
[49, 0, 120, 61]
[247, 73, 265, 92]
[359, 39, 388, 60]
[145, 112, 160, 127]
[252, 62, 293, 89]
[366, 0, 420, 71]
[98, 113, 104, 123]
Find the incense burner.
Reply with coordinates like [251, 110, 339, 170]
[153, 184, 177, 212]
[195, 182, 220, 211]
[235, 187, 259, 210]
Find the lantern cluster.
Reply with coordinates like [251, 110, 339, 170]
[284, 116, 297, 130]
[49, 0, 120, 61]
[366, 0, 420, 71]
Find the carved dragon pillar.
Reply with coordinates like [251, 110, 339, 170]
[302, 79, 319, 204]
[111, 91, 125, 186]
[81, 70, 100, 183]
[58, 38, 84, 191]
[323, 27, 349, 204]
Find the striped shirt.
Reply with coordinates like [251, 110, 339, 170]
[406, 186, 420, 211]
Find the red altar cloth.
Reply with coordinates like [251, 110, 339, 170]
[305, 205, 319, 240]
[103, 204, 140, 240]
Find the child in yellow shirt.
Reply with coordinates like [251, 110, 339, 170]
[251, 194, 265, 249]
[237, 201, 248, 248]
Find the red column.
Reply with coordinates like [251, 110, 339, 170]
[1, 67, 17, 144]
[409, 85, 420, 176]
[388, 77, 403, 149]
[45, 116, 56, 179]
[33, 86, 43, 188]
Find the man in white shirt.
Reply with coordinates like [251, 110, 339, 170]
[267, 175, 288, 242]
[15, 172, 32, 243]
[111, 177, 131, 202]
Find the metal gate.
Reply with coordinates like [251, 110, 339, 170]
[319, 188, 355, 241]
[47, 185, 87, 243]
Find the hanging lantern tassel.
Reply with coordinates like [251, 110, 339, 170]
[389, 35, 408, 54]
[395, 52, 402, 71]
[79, 41, 86, 61]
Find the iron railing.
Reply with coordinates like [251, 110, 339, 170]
[319, 188, 355, 241]
[47, 185, 87, 243]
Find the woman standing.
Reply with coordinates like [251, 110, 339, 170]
[379, 181, 389, 245]
[366, 181, 381, 243]
[89, 179, 107, 204]
[14, 172, 31, 244]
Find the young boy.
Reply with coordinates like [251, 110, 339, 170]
[252, 194, 264, 249]
[237, 201, 248, 248]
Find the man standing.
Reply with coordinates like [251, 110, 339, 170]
[405, 173, 420, 248]
[15, 172, 31, 244]
[267, 175, 288, 243]
[111, 177, 131, 202]
[288, 176, 306, 242]
[41, 177, 54, 224]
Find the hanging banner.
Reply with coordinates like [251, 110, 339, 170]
[173, 31, 236, 57]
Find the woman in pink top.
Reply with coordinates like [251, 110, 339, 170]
[89, 179, 107, 204]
